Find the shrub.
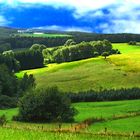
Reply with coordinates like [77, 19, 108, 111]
[15, 87, 77, 122]
[128, 41, 137, 45]
[0, 115, 7, 126]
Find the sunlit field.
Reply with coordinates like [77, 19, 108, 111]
[16, 43, 140, 92]
[0, 100, 140, 140]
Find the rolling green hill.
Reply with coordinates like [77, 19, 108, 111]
[16, 43, 140, 92]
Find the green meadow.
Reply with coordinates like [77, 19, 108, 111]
[16, 43, 140, 92]
[0, 100, 140, 139]
[16, 33, 72, 38]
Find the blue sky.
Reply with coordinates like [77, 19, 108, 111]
[0, 0, 140, 33]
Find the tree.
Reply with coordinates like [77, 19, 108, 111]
[102, 52, 109, 59]
[0, 52, 20, 72]
[16, 87, 77, 122]
[30, 44, 46, 52]
[64, 39, 76, 46]
[20, 73, 36, 93]
[0, 115, 7, 126]
[0, 64, 18, 97]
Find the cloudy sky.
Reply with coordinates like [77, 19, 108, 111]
[0, 0, 140, 33]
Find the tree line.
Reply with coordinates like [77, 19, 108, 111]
[1, 32, 140, 51]
[67, 88, 140, 102]
[0, 39, 119, 70]
[43, 39, 120, 63]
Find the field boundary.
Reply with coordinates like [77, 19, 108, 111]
[2, 111, 140, 138]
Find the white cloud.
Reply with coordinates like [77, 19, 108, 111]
[98, 19, 140, 34]
[0, 15, 10, 26]
[32, 25, 92, 32]
[0, 0, 117, 13]
[1, 0, 140, 33]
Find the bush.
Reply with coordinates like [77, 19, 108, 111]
[128, 41, 137, 45]
[15, 87, 77, 122]
[0, 115, 7, 126]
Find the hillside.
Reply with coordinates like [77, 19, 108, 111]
[0, 27, 17, 39]
[16, 43, 140, 92]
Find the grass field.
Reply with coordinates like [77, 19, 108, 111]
[0, 100, 139, 139]
[15, 33, 72, 38]
[16, 43, 140, 92]
[1, 128, 135, 140]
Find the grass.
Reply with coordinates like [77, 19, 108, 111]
[89, 116, 140, 133]
[0, 100, 140, 139]
[0, 108, 18, 120]
[7, 43, 140, 139]
[16, 43, 140, 92]
[15, 33, 72, 38]
[74, 100, 140, 122]
[0, 128, 134, 140]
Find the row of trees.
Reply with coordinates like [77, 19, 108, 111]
[43, 40, 120, 63]
[70, 32, 140, 44]
[4, 36, 72, 49]
[1, 32, 140, 51]
[67, 88, 140, 102]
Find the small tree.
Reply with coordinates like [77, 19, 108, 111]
[128, 41, 137, 45]
[102, 52, 109, 59]
[20, 73, 36, 93]
[0, 115, 7, 126]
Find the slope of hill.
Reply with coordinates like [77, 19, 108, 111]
[0, 27, 17, 39]
[16, 43, 140, 92]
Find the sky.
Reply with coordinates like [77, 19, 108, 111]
[0, 0, 140, 33]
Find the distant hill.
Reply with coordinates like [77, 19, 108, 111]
[0, 26, 140, 49]
[0, 27, 17, 39]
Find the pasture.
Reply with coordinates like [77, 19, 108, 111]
[0, 100, 140, 139]
[16, 43, 140, 92]
[15, 33, 72, 38]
